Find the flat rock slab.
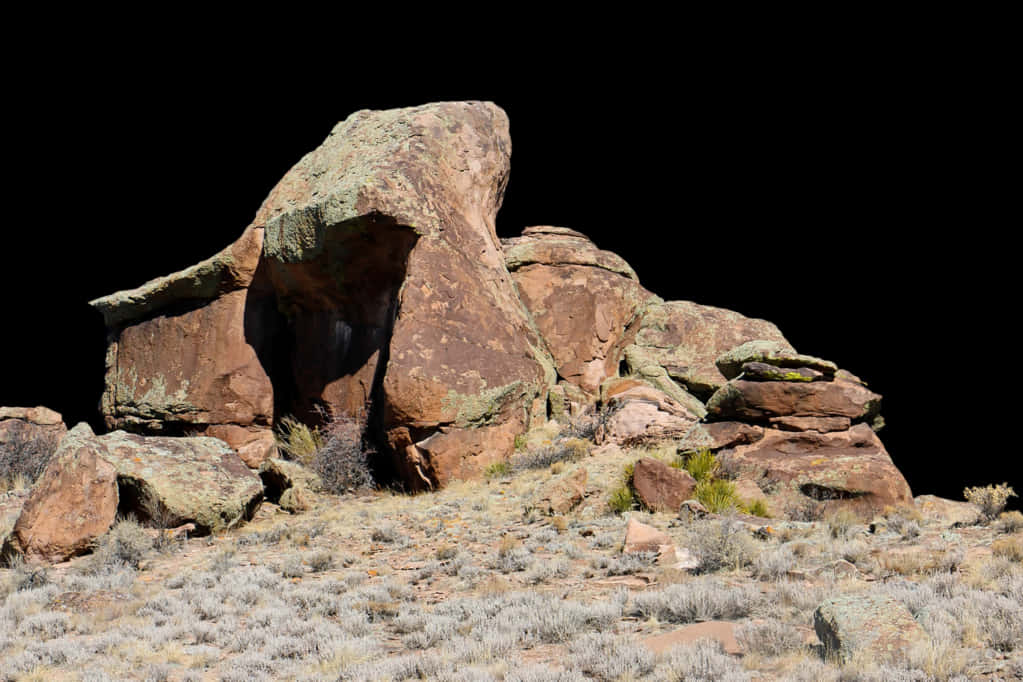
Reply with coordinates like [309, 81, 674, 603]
[642, 621, 743, 656]
[101, 431, 263, 534]
[706, 378, 880, 422]
[716, 340, 838, 380]
[814, 593, 929, 663]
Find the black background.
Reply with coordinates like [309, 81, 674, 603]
[3, 49, 1017, 508]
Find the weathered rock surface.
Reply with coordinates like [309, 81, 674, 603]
[632, 458, 696, 513]
[768, 415, 851, 432]
[0, 489, 31, 560]
[259, 456, 322, 510]
[627, 302, 793, 398]
[204, 425, 277, 469]
[97, 431, 263, 534]
[719, 424, 913, 517]
[503, 226, 654, 396]
[4, 424, 119, 563]
[623, 517, 672, 554]
[739, 361, 827, 382]
[599, 381, 701, 445]
[706, 378, 881, 423]
[814, 593, 930, 663]
[90, 102, 556, 491]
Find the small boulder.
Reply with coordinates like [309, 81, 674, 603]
[532, 466, 588, 516]
[4, 424, 119, 563]
[814, 593, 930, 663]
[623, 517, 672, 554]
[914, 494, 982, 528]
[632, 458, 696, 513]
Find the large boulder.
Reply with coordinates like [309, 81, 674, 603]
[90, 102, 556, 490]
[97, 431, 264, 533]
[90, 225, 276, 437]
[717, 423, 913, 517]
[3, 424, 119, 563]
[814, 593, 930, 663]
[706, 377, 881, 423]
[0, 406, 67, 484]
[626, 302, 793, 399]
[503, 226, 655, 396]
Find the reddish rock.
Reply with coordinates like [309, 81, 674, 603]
[532, 466, 588, 515]
[623, 517, 672, 554]
[716, 340, 838, 380]
[720, 424, 913, 518]
[914, 494, 982, 527]
[632, 458, 696, 513]
[204, 425, 276, 469]
[600, 382, 701, 446]
[643, 621, 743, 656]
[91, 225, 275, 435]
[5, 425, 119, 563]
[739, 361, 827, 382]
[733, 479, 769, 511]
[706, 377, 881, 423]
[676, 421, 765, 454]
[628, 302, 793, 398]
[504, 226, 654, 396]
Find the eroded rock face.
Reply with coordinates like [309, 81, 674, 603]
[599, 380, 702, 446]
[627, 302, 793, 399]
[504, 226, 654, 397]
[4, 425, 119, 563]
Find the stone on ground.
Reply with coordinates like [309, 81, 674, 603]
[813, 593, 930, 663]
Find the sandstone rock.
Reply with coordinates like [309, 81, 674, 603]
[719, 424, 913, 518]
[632, 458, 696, 513]
[4, 424, 119, 563]
[623, 517, 672, 554]
[600, 382, 702, 446]
[717, 340, 838, 380]
[706, 378, 881, 423]
[677, 421, 764, 453]
[620, 345, 708, 417]
[204, 425, 277, 469]
[97, 431, 263, 533]
[629, 303, 793, 398]
[0, 406, 64, 426]
[733, 478, 769, 511]
[739, 361, 827, 382]
[90, 225, 276, 434]
[258, 102, 554, 489]
[279, 486, 313, 514]
[642, 621, 742, 656]
[914, 494, 982, 527]
[532, 466, 588, 516]
[814, 593, 930, 663]
[259, 457, 323, 511]
[678, 499, 710, 521]
[503, 226, 654, 396]
[91, 102, 557, 491]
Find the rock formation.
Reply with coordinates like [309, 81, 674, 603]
[84, 100, 914, 515]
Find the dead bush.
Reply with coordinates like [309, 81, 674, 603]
[0, 422, 60, 487]
[314, 413, 375, 494]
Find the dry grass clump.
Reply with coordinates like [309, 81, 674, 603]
[964, 482, 1017, 520]
[511, 436, 590, 471]
[991, 535, 1023, 562]
[686, 518, 757, 573]
[735, 620, 805, 658]
[629, 578, 759, 623]
[654, 639, 749, 681]
[90, 517, 153, 570]
[0, 423, 61, 489]
[568, 632, 655, 680]
[995, 510, 1023, 534]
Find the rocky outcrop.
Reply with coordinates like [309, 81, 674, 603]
[814, 593, 929, 663]
[503, 226, 654, 399]
[0, 406, 67, 484]
[3, 424, 263, 563]
[700, 348, 911, 518]
[91, 102, 556, 490]
[599, 380, 701, 446]
[3, 425, 119, 563]
[625, 302, 793, 400]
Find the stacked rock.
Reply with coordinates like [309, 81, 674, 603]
[683, 340, 912, 518]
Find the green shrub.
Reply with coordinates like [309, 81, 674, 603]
[608, 485, 636, 514]
[742, 498, 770, 518]
[274, 415, 324, 466]
[679, 449, 718, 483]
[695, 479, 739, 513]
[485, 461, 512, 479]
[964, 483, 1017, 520]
